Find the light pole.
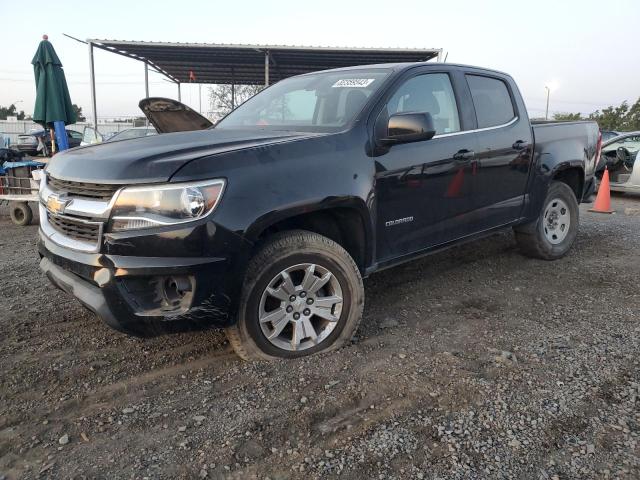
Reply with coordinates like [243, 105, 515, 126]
[544, 81, 558, 121]
[545, 86, 551, 120]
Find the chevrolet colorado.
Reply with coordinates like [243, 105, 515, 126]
[38, 63, 601, 360]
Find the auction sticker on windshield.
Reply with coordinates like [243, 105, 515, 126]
[332, 78, 375, 88]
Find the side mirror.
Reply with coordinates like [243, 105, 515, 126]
[381, 112, 436, 145]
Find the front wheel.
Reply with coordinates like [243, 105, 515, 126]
[225, 230, 364, 361]
[514, 181, 579, 260]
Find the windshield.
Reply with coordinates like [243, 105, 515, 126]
[216, 68, 391, 132]
[603, 135, 640, 154]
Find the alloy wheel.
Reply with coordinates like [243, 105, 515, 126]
[258, 263, 344, 352]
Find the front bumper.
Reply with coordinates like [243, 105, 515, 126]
[40, 256, 125, 330]
[38, 224, 250, 336]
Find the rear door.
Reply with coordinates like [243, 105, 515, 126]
[464, 73, 533, 228]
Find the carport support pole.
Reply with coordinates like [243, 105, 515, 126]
[231, 67, 236, 110]
[231, 83, 235, 110]
[144, 62, 149, 98]
[178, 83, 182, 102]
[144, 62, 150, 127]
[88, 42, 98, 139]
[264, 51, 269, 87]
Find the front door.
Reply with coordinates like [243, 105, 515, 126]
[374, 72, 479, 262]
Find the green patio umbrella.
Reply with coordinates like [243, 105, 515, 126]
[32, 35, 76, 151]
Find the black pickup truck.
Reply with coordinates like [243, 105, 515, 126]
[38, 63, 601, 360]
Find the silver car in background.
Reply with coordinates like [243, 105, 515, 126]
[599, 131, 640, 194]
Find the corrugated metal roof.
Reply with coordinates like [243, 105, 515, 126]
[88, 39, 442, 84]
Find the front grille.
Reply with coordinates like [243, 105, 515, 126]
[48, 176, 121, 200]
[47, 213, 101, 242]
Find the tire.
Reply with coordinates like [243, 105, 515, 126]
[514, 181, 579, 260]
[225, 230, 364, 361]
[10, 202, 33, 226]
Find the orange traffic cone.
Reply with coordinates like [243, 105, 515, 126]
[589, 167, 614, 214]
[445, 168, 465, 198]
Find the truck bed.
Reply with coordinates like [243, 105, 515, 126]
[532, 120, 600, 178]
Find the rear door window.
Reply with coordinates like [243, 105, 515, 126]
[466, 75, 515, 128]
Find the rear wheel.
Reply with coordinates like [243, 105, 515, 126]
[514, 181, 579, 260]
[225, 230, 364, 361]
[9, 202, 33, 226]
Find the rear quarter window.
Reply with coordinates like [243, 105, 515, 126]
[466, 75, 515, 128]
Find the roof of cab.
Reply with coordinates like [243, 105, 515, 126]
[296, 62, 513, 78]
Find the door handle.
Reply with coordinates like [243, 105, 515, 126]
[512, 140, 529, 150]
[453, 149, 475, 161]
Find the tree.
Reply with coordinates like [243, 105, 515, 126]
[0, 104, 25, 120]
[588, 102, 629, 130]
[587, 98, 640, 131]
[553, 112, 583, 121]
[72, 104, 86, 122]
[209, 84, 263, 120]
[623, 97, 640, 131]
[547, 98, 640, 131]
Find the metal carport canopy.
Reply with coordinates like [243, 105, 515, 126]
[84, 39, 442, 130]
[88, 39, 443, 85]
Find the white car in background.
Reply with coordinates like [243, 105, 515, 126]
[599, 131, 640, 194]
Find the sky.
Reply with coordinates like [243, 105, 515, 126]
[0, 0, 638, 121]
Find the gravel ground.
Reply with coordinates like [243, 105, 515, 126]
[0, 195, 638, 480]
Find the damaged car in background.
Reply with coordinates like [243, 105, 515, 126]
[597, 131, 640, 194]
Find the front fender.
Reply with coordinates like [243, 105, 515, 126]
[244, 196, 373, 243]
[172, 128, 377, 268]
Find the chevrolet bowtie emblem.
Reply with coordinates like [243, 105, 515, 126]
[46, 194, 70, 215]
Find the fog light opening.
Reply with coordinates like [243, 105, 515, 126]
[163, 276, 192, 306]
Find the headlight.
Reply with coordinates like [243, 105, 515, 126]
[109, 179, 225, 231]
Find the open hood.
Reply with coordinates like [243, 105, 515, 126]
[139, 97, 214, 133]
